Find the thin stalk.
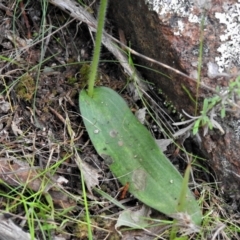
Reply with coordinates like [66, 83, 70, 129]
[195, 14, 205, 116]
[170, 163, 192, 239]
[87, 0, 108, 97]
[80, 161, 93, 240]
[177, 163, 192, 213]
[33, 0, 48, 123]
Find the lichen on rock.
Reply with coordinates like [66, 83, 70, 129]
[215, 2, 240, 72]
[146, 0, 240, 74]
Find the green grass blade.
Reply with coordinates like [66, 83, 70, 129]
[79, 86, 202, 225]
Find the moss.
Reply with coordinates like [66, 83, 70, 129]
[15, 73, 35, 102]
[67, 76, 78, 85]
[159, 88, 180, 117]
[74, 221, 89, 239]
[66, 64, 92, 87]
[42, 106, 49, 113]
[79, 63, 100, 88]
[80, 63, 91, 86]
[67, 63, 102, 89]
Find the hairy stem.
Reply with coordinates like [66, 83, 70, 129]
[87, 0, 108, 97]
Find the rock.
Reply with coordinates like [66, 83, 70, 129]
[109, 0, 240, 199]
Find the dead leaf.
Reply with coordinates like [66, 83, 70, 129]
[0, 96, 10, 113]
[115, 205, 151, 231]
[135, 107, 147, 124]
[11, 120, 23, 136]
[0, 214, 36, 240]
[155, 139, 173, 152]
[74, 151, 101, 195]
[0, 101, 10, 113]
[0, 158, 75, 209]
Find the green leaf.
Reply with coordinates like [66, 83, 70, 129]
[202, 99, 209, 114]
[208, 96, 220, 109]
[79, 87, 202, 225]
[177, 164, 191, 213]
[221, 106, 226, 118]
[202, 116, 209, 126]
[193, 119, 201, 135]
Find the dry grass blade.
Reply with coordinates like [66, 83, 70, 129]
[0, 214, 36, 240]
[0, 158, 75, 209]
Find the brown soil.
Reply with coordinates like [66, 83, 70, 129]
[0, 1, 239, 240]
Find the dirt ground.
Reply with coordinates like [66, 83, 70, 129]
[0, 1, 156, 239]
[0, 0, 239, 239]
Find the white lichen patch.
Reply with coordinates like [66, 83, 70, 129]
[146, 0, 207, 23]
[215, 2, 240, 72]
[146, 0, 240, 73]
[146, 0, 208, 38]
[146, 0, 193, 17]
[233, 119, 240, 141]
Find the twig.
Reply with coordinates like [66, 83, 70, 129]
[40, 15, 53, 61]
[20, 0, 31, 39]
[49, 106, 65, 124]
[0, 3, 13, 16]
